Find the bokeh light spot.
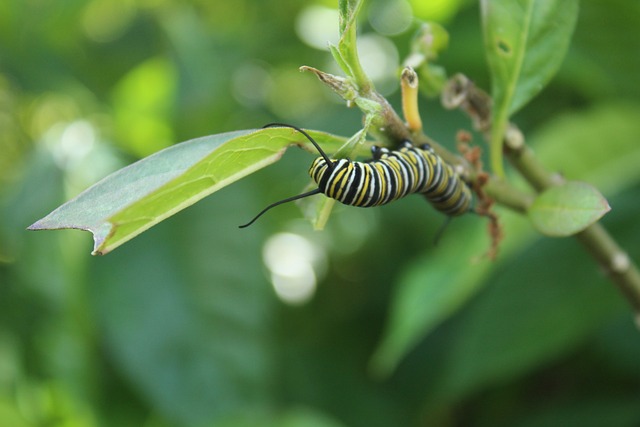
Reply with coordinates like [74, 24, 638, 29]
[409, 0, 462, 23]
[357, 34, 400, 94]
[231, 62, 272, 108]
[263, 232, 326, 305]
[369, 0, 413, 36]
[296, 5, 340, 50]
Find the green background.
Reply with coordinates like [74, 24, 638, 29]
[2, 0, 640, 426]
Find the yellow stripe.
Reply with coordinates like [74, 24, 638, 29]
[374, 163, 387, 203]
[329, 166, 348, 198]
[354, 164, 370, 206]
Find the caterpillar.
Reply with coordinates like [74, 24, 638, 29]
[239, 123, 472, 228]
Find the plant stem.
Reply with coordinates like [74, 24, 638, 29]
[483, 178, 532, 213]
[576, 223, 640, 314]
[505, 139, 564, 191]
[443, 74, 640, 317]
[508, 137, 640, 316]
[506, 134, 640, 314]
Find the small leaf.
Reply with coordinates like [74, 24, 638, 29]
[528, 181, 611, 237]
[28, 128, 346, 255]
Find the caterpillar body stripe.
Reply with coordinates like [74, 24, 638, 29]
[309, 143, 471, 214]
[239, 124, 472, 228]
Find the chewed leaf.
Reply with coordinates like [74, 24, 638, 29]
[28, 127, 346, 255]
[528, 181, 611, 237]
[481, 0, 578, 177]
[481, 0, 578, 116]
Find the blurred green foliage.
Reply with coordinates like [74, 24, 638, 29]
[2, 0, 640, 426]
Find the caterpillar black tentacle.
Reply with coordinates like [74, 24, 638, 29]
[238, 188, 322, 229]
[239, 124, 472, 228]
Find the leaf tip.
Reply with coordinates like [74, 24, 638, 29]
[26, 219, 46, 231]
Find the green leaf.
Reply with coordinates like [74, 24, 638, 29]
[91, 193, 275, 424]
[28, 128, 346, 255]
[438, 236, 625, 402]
[370, 257, 491, 376]
[481, 0, 578, 115]
[511, 397, 640, 427]
[215, 407, 348, 427]
[528, 181, 611, 237]
[370, 214, 527, 377]
[481, 0, 579, 176]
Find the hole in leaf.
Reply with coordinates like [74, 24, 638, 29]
[497, 39, 511, 55]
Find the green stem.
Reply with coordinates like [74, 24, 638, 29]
[576, 224, 640, 314]
[337, 0, 372, 92]
[489, 117, 507, 178]
[505, 143, 563, 191]
[483, 178, 532, 213]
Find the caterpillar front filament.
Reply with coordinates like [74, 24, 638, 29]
[239, 124, 472, 228]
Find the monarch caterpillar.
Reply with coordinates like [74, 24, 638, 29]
[239, 123, 472, 228]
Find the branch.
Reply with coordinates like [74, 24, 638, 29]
[442, 74, 640, 319]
